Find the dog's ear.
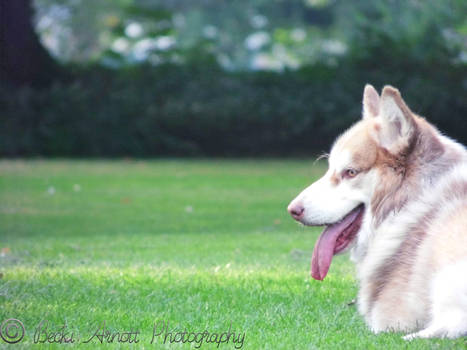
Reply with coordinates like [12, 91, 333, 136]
[362, 84, 380, 119]
[372, 86, 416, 153]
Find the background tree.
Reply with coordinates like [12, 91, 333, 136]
[1, 0, 61, 87]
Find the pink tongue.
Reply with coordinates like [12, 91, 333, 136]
[311, 207, 362, 280]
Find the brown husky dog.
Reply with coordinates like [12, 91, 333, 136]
[288, 85, 467, 339]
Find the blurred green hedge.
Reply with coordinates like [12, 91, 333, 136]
[1, 60, 466, 157]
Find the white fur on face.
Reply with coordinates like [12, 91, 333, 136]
[290, 149, 376, 225]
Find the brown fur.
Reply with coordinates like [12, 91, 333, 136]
[330, 171, 340, 186]
[370, 115, 449, 225]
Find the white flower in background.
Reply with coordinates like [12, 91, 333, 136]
[217, 54, 234, 70]
[203, 25, 218, 39]
[321, 39, 347, 55]
[185, 205, 193, 213]
[155, 36, 175, 51]
[251, 14, 268, 29]
[291, 28, 306, 42]
[112, 38, 130, 53]
[172, 13, 186, 28]
[125, 22, 143, 38]
[251, 53, 283, 71]
[47, 186, 56, 195]
[73, 184, 81, 192]
[272, 44, 300, 69]
[245, 31, 270, 51]
[305, 0, 329, 7]
[458, 51, 467, 64]
[133, 38, 157, 60]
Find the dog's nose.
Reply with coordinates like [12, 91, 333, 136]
[288, 201, 304, 220]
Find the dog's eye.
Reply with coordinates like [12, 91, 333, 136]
[343, 168, 358, 178]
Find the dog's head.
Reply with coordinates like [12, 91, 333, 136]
[288, 84, 418, 280]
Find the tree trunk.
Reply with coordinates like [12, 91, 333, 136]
[0, 0, 61, 87]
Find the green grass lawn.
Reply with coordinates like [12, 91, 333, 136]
[0, 160, 465, 349]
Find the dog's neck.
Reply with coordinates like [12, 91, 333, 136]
[351, 117, 461, 265]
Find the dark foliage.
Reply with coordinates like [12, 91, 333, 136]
[1, 58, 466, 157]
